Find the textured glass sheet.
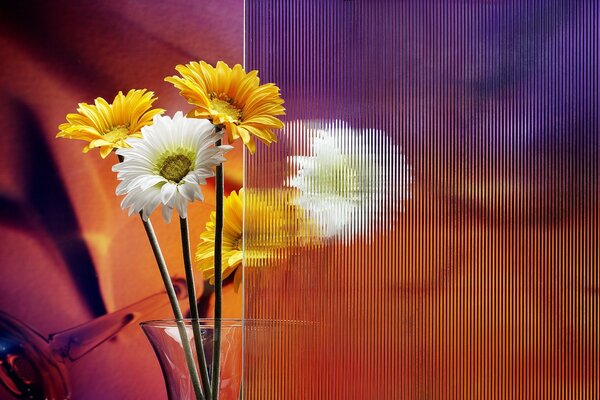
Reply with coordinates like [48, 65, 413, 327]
[244, 1, 598, 398]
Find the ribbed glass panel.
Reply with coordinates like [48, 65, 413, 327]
[244, 1, 598, 398]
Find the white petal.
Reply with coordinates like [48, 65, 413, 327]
[140, 187, 162, 218]
[162, 205, 173, 223]
[175, 196, 189, 219]
[116, 181, 129, 195]
[178, 182, 197, 201]
[194, 185, 204, 201]
[182, 175, 197, 185]
[140, 175, 166, 191]
[160, 183, 177, 205]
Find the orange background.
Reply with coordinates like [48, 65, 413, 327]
[0, 1, 243, 398]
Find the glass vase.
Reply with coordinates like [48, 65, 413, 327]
[140, 319, 242, 400]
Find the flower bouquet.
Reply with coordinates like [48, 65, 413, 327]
[57, 61, 285, 399]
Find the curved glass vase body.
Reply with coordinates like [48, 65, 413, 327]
[141, 319, 242, 400]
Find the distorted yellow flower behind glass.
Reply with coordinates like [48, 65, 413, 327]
[196, 189, 244, 291]
[57, 89, 165, 158]
[165, 61, 285, 154]
[195, 188, 315, 292]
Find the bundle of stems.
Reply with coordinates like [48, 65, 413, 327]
[135, 160, 225, 400]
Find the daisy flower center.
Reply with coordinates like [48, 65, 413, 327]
[209, 92, 242, 122]
[308, 159, 361, 201]
[159, 154, 193, 183]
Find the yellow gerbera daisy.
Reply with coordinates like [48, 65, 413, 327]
[165, 61, 285, 154]
[57, 89, 165, 158]
[196, 188, 310, 292]
[196, 189, 244, 291]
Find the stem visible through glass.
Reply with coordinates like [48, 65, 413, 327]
[141, 216, 204, 400]
[180, 217, 212, 398]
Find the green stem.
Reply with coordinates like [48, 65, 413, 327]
[180, 217, 212, 398]
[141, 216, 204, 400]
[211, 141, 224, 400]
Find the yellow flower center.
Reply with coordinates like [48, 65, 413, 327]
[159, 154, 192, 183]
[103, 126, 130, 142]
[209, 93, 242, 122]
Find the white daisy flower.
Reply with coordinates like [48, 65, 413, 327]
[113, 112, 231, 223]
[287, 121, 411, 239]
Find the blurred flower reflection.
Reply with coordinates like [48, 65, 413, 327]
[204, 120, 411, 287]
[287, 121, 411, 239]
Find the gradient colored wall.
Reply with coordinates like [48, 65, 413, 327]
[0, 2, 243, 399]
[244, 0, 598, 398]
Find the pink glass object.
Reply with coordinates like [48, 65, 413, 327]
[0, 280, 187, 399]
[141, 319, 243, 400]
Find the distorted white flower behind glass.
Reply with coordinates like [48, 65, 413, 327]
[287, 121, 411, 239]
[113, 112, 231, 223]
